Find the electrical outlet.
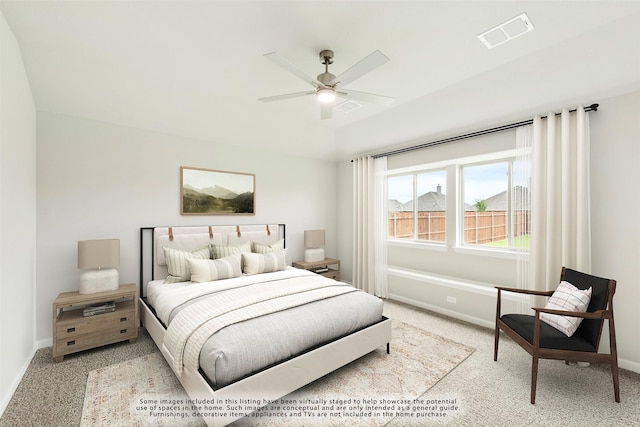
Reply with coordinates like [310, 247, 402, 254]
[446, 296, 457, 304]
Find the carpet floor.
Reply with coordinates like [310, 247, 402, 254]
[79, 320, 473, 426]
[1, 300, 639, 426]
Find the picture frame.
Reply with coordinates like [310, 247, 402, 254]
[180, 166, 255, 215]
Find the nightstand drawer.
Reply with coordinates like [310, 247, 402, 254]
[53, 284, 139, 362]
[319, 270, 340, 281]
[55, 321, 137, 355]
[292, 258, 341, 282]
[56, 309, 135, 337]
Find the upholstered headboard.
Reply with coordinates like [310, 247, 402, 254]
[139, 224, 285, 296]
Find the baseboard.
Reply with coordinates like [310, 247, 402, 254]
[0, 344, 38, 418]
[387, 293, 494, 330]
[619, 357, 640, 374]
[37, 337, 53, 349]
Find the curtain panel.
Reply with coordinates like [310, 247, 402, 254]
[529, 106, 591, 295]
[515, 124, 533, 312]
[352, 156, 388, 297]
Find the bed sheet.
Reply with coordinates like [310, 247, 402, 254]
[147, 269, 384, 388]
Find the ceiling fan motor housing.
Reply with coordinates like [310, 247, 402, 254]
[317, 49, 336, 85]
[317, 50, 336, 86]
[317, 72, 336, 85]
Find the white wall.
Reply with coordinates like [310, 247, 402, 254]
[35, 112, 338, 343]
[337, 90, 640, 373]
[589, 90, 640, 372]
[0, 11, 37, 414]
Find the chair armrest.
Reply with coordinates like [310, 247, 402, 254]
[532, 307, 609, 320]
[495, 286, 554, 297]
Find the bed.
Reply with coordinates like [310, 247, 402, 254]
[139, 225, 392, 426]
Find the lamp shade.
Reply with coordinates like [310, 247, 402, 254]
[304, 230, 325, 248]
[78, 239, 120, 269]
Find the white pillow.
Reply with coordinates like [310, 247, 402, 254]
[252, 239, 284, 254]
[210, 241, 251, 259]
[539, 281, 592, 337]
[187, 253, 242, 283]
[163, 246, 210, 283]
[242, 249, 287, 275]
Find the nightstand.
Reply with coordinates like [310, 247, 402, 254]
[52, 283, 138, 362]
[292, 258, 341, 281]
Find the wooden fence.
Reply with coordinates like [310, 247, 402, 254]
[389, 210, 530, 244]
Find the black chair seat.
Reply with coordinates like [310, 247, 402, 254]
[501, 314, 597, 352]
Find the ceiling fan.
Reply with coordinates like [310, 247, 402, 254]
[258, 49, 394, 120]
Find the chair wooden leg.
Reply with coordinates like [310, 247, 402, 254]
[530, 356, 539, 404]
[494, 289, 501, 362]
[609, 316, 621, 402]
[612, 362, 621, 403]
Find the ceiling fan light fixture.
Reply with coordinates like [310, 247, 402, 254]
[316, 87, 336, 103]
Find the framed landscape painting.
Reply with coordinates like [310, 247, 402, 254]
[180, 166, 255, 215]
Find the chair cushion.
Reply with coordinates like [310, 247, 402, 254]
[501, 314, 597, 352]
[539, 281, 592, 337]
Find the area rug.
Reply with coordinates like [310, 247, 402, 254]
[80, 320, 474, 427]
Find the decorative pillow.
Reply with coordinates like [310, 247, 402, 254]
[163, 246, 210, 283]
[252, 239, 285, 254]
[242, 249, 287, 275]
[210, 241, 252, 259]
[187, 253, 242, 283]
[539, 281, 592, 337]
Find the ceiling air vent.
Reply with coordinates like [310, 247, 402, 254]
[477, 12, 534, 49]
[334, 100, 362, 114]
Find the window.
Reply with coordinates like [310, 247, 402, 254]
[462, 159, 529, 249]
[386, 150, 530, 253]
[388, 170, 447, 242]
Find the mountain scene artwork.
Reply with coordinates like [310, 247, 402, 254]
[180, 167, 255, 215]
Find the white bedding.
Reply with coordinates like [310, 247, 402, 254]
[163, 270, 358, 374]
[146, 267, 385, 388]
[148, 267, 300, 325]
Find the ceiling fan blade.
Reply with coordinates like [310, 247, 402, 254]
[320, 103, 333, 120]
[338, 89, 395, 106]
[329, 50, 390, 87]
[258, 91, 315, 102]
[264, 52, 320, 88]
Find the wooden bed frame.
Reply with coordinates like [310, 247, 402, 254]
[139, 225, 392, 426]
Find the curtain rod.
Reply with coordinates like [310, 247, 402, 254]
[365, 103, 599, 159]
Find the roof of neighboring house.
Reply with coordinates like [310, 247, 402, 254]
[389, 185, 530, 212]
[388, 199, 405, 211]
[484, 186, 530, 211]
[389, 190, 447, 212]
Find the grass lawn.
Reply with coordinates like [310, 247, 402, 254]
[485, 234, 529, 248]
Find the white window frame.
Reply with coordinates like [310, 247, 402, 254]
[459, 158, 516, 248]
[386, 166, 447, 244]
[385, 149, 528, 258]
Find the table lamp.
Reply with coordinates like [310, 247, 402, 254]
[78, 239, 120, 294]
[304, 230, 325, 262]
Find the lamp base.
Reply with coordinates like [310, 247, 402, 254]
[79, 269, 119, 294]
[304, 248, 325, 263]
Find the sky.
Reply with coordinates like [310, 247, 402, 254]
[182, 167, 254, 193]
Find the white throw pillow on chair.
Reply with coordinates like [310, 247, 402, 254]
[539, 281, 592, 337]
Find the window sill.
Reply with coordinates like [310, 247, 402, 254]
[453, 245, 528, 260]
[387, 239, 448, 252]
[387, 239, 530, 260]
